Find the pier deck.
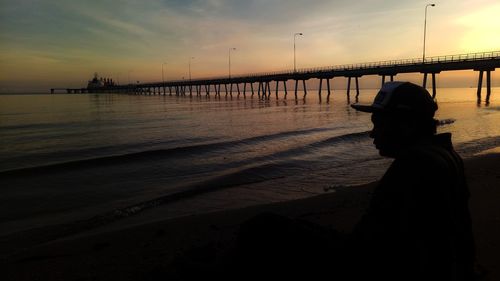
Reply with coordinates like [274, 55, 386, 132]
[54, 51, 500, 104]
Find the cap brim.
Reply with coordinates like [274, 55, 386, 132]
[350, 104, 375, 112]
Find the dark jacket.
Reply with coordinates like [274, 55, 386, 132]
[351, 133, 474, 281]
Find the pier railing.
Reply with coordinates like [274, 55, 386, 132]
[166, 50, 500, 83]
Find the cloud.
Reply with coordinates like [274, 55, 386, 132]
[1, 0, 499, 91]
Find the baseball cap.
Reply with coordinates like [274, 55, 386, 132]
[351, 81, 437, 118]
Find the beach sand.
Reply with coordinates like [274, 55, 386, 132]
[1, 153, 499, 280]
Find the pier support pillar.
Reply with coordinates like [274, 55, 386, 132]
[251, 83, 255, 98]
[381, 75, 386, 87]
[294, 80, 299, 100]
[390, 75, 395, 82]
[422, 72, 439, 98]
[276, 81, 279, 99]
[486, 70, 492, 105]
[346, 77, 352, 102]
[432, 73, 437, 99]
[477, 71, 484, 103]
[326, 78, 332, 100]
[283, 81, 288, 99]
[302, 80, 307, 99]
[237, 83, 241, 97]
[318, 78, 323, 101]
[242, 83, 247, 98]
[475, 69, 494, 104]
[267, 82, 272, 99]
[355, 77, 360, 101]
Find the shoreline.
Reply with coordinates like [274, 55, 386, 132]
[1, 151, 499, 280]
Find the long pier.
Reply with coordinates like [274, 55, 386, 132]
[55, 50, 500, 104]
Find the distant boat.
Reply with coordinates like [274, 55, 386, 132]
[87, 73, 115, 90]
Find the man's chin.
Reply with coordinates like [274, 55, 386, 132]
[377, 149, 396, 158]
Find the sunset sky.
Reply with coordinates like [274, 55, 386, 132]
[1, 0, 499, 92]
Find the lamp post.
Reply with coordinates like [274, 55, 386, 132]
[188, 57, 195, 81]
[128, 70, 133, 85]
[423, 3, 435, 63]
[162, 62, 167, 85]
[229, 47, 236, 79]
[294, 32, 303, 72]
[161, 62, 167, 94]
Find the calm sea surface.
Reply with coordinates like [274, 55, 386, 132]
[1, 87, 499, 236]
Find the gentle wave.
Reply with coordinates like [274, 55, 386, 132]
[0, 126, 345, 176]
[223, 130, 371, 168]
[456, 135, 500, 157]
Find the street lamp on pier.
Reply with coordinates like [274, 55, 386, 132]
[128, 70, 133, 85]
[188, 57, 195, 81]
[162, 62, 167, 85]
[423, 3, 436, 63]
[115, 73, 120, 85]
[294, 32, 303, 73]
[229, 47, 236, 79]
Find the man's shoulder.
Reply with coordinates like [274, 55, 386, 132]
[397, 145, 444, 166]
[400, 134, 460, 167]
[393, 143, 462, 181]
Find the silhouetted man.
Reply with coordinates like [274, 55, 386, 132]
[350, 81, 475, 281]
[216, 82, 475, 280]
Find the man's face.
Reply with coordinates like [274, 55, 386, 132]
[369, 112, 401, 158]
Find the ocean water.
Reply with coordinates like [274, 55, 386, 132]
[1, 87, 499, 237]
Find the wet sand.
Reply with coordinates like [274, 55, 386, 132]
[1, 153, 499, 280]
